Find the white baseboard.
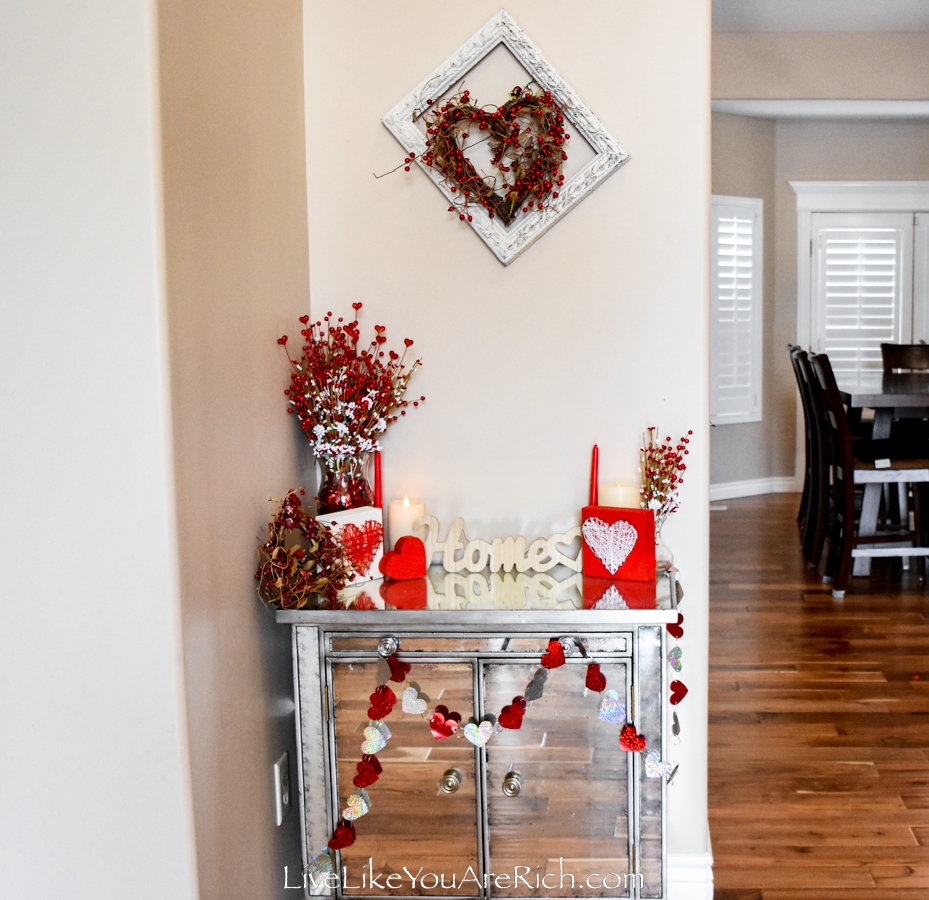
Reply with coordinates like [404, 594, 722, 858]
[709, 475, 801, 501]
[668, 851, 714, 900]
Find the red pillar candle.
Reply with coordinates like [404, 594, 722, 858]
[590, 444, 599, 506]
[374, 450, 382, 509]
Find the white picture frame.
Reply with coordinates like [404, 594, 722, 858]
[382, 9, 629, 266]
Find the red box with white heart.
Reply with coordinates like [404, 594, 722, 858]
[581, 506, 656, 582]
[316, 505, 384, 585]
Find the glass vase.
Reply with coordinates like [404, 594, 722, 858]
[655, 514, 674, 573]
[316, 453, 373, 514]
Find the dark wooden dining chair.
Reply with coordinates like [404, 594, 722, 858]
[794, 349, 830, 566]
[810, 352, 929, 597]
[882, 342, 929, 373]
[788, 345, 813, 533]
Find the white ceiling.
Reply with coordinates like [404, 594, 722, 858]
[713, 0, 929, 33]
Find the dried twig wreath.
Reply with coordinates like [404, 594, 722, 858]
[255, 490, 351, 609]
[418, 86, 568, 226]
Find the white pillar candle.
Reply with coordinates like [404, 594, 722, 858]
[597, 483, 642, 508]
[387, 497, 426, 549]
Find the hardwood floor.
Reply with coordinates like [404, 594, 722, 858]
[709, 493, 929, 899]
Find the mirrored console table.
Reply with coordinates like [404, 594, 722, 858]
[277, 568, 681, 900]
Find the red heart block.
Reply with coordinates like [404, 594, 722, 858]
[540, 639, 565, 670]
[667, 613, 684, 640]
[341, 520, 384, 577]
[328, 819, 356, 850]
[379, 577, 428, 609]
[386, 653, 411, 683]
[619, 724, 647, 753]
[498, 699, 524, 730]
[379, 536, 427, 580]
[581, 506, 656, 582]
[429, 705, 460, 739]
[585, 663, 607, 692]
[670, 680, 689, 705]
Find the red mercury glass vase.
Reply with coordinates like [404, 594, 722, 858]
[316, 454, 374, 514]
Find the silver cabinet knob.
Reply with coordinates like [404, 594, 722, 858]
[377, 635, 400, 657]
[502, 771, 522, 797]
[440, 768, 462, 794]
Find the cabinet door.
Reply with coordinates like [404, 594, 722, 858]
[483, 660, 634, 898]
[330, 661, 482, 896]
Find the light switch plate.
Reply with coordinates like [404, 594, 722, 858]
[274, 752, 291, 825]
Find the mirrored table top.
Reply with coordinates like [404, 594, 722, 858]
[275, 566, 680, 627]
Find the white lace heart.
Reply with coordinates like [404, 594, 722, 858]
[582, 518, 638, 574]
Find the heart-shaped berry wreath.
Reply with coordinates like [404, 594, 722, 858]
[418, 86, 569, 226]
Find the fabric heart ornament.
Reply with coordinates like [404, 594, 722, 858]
[379, 536, 427, 580]
[619, 724, 647, 753]
[586, 663, 607, 693]
[463, 721, 494, 747]
[419, 89, 568, 227]
[540, 639, 565, 669]
[342, 788, 371, 821]
[386, 653, 411, 683]
[340, 520, 383, 576]
[667, 613, 684, 640]
[644, 750, 673, 779]
[582, 518, 638, 575]
[499, 698, 525, 730]
[598, 689, 626, 725]
[328, 819, 356, 850]
[524, 668, 548, 701]
[402, 685, 427, 715]
[670, 680, 689, 705]
[668, 646, 683, 672]
[429, 705, 461, 739]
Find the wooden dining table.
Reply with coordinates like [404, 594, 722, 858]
[837, 371, 929, 575]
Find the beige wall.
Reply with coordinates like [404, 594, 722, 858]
[305, 0, 712, 862]
[714, 33, 929, 100]
[1, 2, 199, 898]
[158, 0, 312, 896]
[710, 114, 778, 484]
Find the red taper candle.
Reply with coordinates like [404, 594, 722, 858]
[374, 450, 382, 509]
[590, 444, 599, 506]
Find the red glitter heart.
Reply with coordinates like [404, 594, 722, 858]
[670, 680, 688, 705]
[619, 724, 647, 753]
[328, 819, 356, 850]
[667, 613, 684, 640]
[499, 697, 525, 730]
[340, 520, 384, 577]
[367, 684, 396, 720]
[586, 663, 606, 692]
[429, 704, 461, 739]
[386, 654, 411, 683]
[379, 536, 427, 580]
[353, 757, 380, 788]
[540, 639, 565, 669]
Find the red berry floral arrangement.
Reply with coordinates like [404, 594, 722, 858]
[641, 427, 692, 524]
[415, 85, 569, 226]
[278, 303, 423, 511]
[255, 490, 351, 609]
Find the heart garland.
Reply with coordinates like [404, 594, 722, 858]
[418, 86, 568, 227]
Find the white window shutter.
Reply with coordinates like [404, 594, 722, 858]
[710, 196, 763, 425]
[810, 212, 913, 378]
